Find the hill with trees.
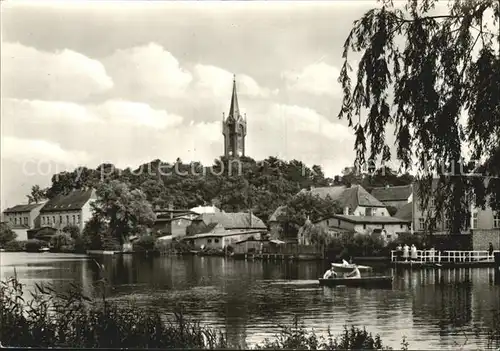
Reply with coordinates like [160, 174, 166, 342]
[32, 157, 414, 227]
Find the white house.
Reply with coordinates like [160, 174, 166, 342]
[2, 202, 46, 240]
[39, 189, 97, 231]
[269, 184, 391, 238]
[315, 214, 411, 241]
[183, 225, 264, 250]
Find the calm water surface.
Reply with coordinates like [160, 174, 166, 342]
[1, 252, 499, 350]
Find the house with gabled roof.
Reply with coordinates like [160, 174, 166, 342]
[390, 180, 500, 249]
[298, 184, 390, 217]
[2, 202, 46, 240]
[269, 184, 391, 239]
[39, 189, 96, 231]
[370, 185, 413, 209]
[313, 214, 411, 242]
[188, 211, 267, 233]
[183, 211, 267, 250]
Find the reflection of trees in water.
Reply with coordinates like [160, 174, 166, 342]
[412, 270, 473, 330]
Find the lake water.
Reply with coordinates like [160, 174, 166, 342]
[1, 252, 499, 349]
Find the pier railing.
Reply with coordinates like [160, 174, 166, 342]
[390, 249, 500, 263]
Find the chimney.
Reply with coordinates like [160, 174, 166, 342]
[344, 207, 349, 215]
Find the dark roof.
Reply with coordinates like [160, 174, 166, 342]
[371, 185, 413, 202]
[320, 214, 411, 225]
[8, 224, 30, 229]
[193, 212, 267, 229]
[3, 203, 44, 213]
[269, 185, 385, 223]
[394, 202, 413, 221]
[154, 208, 194, 214]
[40, 189, 95, 213]
[183, 229, 263, 240]
[155, 214, 197, 223]
[300, 185, 386, 208]
[156, 211, 198, 219]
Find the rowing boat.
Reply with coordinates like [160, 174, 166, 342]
[330, 262, 373, 273]
[318, 276, 393, 289]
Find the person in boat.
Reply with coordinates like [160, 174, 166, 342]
[344, 264, 361, 279]
[323, 264, 338, 279]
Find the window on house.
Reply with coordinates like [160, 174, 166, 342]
[338, 219, 341, 226]
[59, 216, 62, 223]
[73, 215, 76, 224]
[14, 218, 17, 225]
[53, 216, 56, 224]
[42, 217, 45, 225]
[400, 224, 404, 229]
[207, 239, 212, 244]
[215, 239, 220, 243]
[66, 215, 69, 223]
[419, 218, 425, 230]
[382, 224, 385, 229]
[363, 224, 366, 229]
[77, 215, 81, 224]
[494, 212, 500, 229]
[365, 207, 373, 216]
[471, 211, 478, 229]
[24, 217, 28, 225]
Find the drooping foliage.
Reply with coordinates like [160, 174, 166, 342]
[339, 0, 500, 233]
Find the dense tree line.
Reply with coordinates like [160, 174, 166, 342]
[32, 157, 414, 225]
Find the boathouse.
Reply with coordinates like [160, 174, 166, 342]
[182, 227, 264, 250]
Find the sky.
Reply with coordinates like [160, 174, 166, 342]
[0, 0, 436, 209]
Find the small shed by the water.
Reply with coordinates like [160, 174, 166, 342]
[233, 238, 266, 254]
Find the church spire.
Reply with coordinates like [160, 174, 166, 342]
[228, 74, 240, 118]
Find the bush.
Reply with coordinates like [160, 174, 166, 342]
[0, 224, 17, 247]
[24, 239, 46, 252]
[3, 240, 23, 252]
[50, 234, 74, 252]
[326, 233, 386, 259]
[133, 235, 156, 252]
[62, 225, 81, 239]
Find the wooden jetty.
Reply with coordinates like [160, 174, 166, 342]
[391, 249, 499, 268]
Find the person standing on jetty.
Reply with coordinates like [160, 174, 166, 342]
[403, 244, 409, 262]
[411, 244, 418, 261]
[489, 242, 494, 259]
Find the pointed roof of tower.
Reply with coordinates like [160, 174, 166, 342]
[228, 75, 240, 118]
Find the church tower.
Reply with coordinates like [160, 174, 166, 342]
[222, 76, 247, 158]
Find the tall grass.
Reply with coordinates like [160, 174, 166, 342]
[2, 273, 497, 350]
